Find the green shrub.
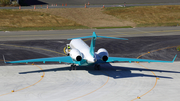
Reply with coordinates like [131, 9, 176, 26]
[0, 0, 10, 6]
[177, 46, 180, 51]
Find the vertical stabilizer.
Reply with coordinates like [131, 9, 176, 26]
[89, 32, 97, 57]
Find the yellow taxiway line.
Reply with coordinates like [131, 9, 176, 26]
[68, 76, 109, 101]
[131, 45, 180, 101]
[0, 43, 179, 100]
[0, 63, 45, 97]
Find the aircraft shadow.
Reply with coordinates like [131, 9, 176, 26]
[18, 63, 180, 79]
[89, 63, 174, 79]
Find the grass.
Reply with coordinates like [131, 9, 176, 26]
[93, 26, 132, 29]
[33, 8, 135, 28]
[103, 5, 180, 27]
[1, 5, 180, 31]
[0, 9, 87, 31]
[177, 46, 180, 51]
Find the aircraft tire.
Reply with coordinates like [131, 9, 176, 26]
[71, 65, 73, 70]
[97, 65, 100, 70]
[94, 64, 100, 70]
[74, 65, 76, 70]
[71, 64, 76, 70]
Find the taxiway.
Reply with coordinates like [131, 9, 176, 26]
[0, 27, 180, 101]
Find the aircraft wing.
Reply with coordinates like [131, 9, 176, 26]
[107, 55, 177, 63]
[5, 56, 74, 64]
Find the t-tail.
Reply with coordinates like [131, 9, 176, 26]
[68, 32, 128, 57]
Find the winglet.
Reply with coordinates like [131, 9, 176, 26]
[172, 54, 177, 62]
[2, 55, 6, 63]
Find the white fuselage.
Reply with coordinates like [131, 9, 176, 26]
[70, 39, 95, 64]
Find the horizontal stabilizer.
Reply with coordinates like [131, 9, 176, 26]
[97, 36, 128, 40]
[67, 36, 94, 40]
[67, 32, 128, 40]
[68, 32, 128, 57]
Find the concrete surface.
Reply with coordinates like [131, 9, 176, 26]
[0, 62, 179, 101]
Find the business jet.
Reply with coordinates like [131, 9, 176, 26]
[4, 32, 177, 70]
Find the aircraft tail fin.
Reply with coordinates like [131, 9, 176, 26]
[67, 32, 128, 56]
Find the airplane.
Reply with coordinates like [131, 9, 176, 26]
[4, 32, 177, 70]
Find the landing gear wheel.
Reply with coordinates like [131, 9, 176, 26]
[71, 65, 73, 70]
[94, 64, 100, 70]
[71, 64, 76, 70]
[97, 65, 100, 70]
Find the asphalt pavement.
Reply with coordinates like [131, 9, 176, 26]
[0, 2, 180, 9]
[0, 27, 180, 62]
[18, 0, 180, 6]
[0, 26, 180, 41]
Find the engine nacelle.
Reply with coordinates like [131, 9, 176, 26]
[70, 49, 83, 61]
[97, 48, 109, 61]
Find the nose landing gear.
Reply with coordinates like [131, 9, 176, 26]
[94, 64, 100, 70]
[71, 64, 76, 70]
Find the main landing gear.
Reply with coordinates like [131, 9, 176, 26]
[71, 64, 76, 70]
[94, 64, 100, 70]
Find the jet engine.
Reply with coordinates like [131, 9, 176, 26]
[70, 49, 83, 61]
[96, 48, 109, 61]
